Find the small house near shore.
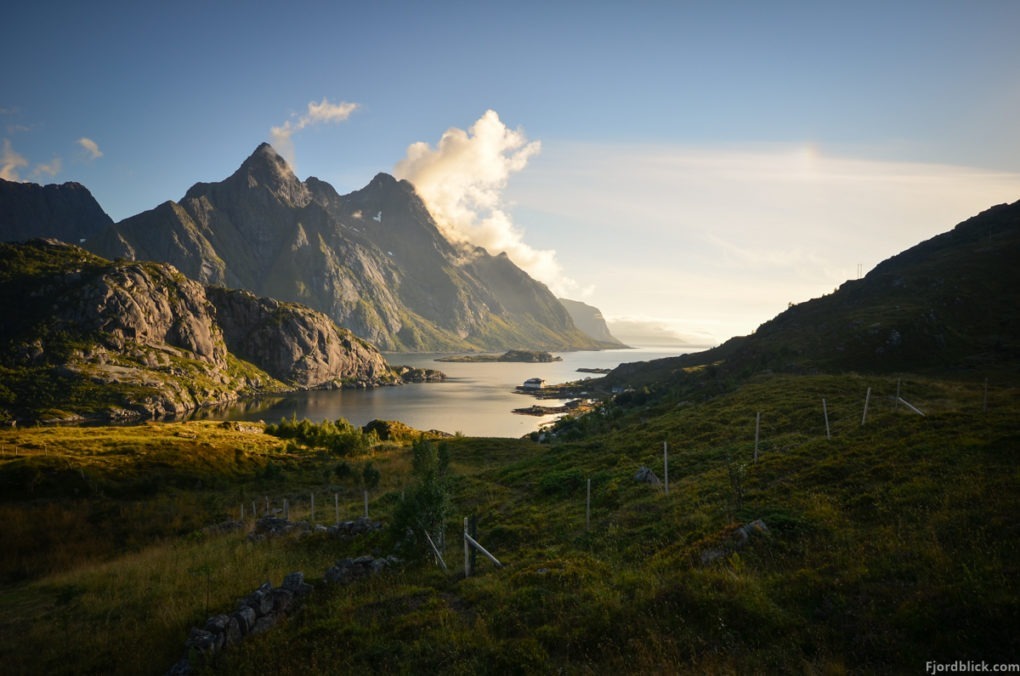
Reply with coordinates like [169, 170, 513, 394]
[521, 377, 545, 391]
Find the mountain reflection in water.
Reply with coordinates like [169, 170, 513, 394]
[194, 348, 687, 437]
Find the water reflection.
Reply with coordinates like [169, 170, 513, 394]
[197, 348, 686, 437]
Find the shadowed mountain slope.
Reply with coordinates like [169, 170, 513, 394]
[602, 199, 1020, 391]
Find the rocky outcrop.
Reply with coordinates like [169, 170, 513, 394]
[86, 144, 602, 352]
[206, 287, 396, 389]
[0, 178, 113, 244]
[0, 239, 401, 422]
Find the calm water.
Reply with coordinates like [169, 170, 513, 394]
[194, 347, 688, 437]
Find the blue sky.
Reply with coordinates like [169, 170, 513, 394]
[4, 1, 1019, 346]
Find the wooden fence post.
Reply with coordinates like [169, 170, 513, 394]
[663, 441, 669, 495]
[310, 493, 315, 524]
[464, 517, 471, 577]
[754, 412, 761, 463]
[585, 478, 591, 532]
[861, 387, 871, 426]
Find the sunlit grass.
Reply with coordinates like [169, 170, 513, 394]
[0, 373, 1017, 673]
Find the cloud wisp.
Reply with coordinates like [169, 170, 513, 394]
[394, 110, 582, 296]
[77, 137, 103, 160]
[0, 139, 28, 181]
[270, 98, 359, 169]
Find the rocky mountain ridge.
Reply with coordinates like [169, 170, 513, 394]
[83, 144, 601, 352]
[0, 239, 402, 422]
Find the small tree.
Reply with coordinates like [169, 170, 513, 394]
[391, 437, 452, 560]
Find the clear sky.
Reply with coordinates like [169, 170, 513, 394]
[4, 1, 1019, 347]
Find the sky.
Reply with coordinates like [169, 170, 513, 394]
[4, 1, 1020, 348]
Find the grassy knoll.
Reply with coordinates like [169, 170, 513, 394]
[1, 373, 1017, 674]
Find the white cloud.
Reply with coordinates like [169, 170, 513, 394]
[393, 110, 581, 296]
[270, 98, 359, 168]
[0, 138, 27, 181]
[77, 137, 103, 160]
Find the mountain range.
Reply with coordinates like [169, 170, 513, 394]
[1, 144, 617, 352]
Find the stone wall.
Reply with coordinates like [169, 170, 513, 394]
[166, 518, 398, 675]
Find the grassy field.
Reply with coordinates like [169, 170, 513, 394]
[0, 372, 1017, 674]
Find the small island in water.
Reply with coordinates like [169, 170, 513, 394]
[436, 349, 562, 363]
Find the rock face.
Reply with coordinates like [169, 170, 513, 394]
[206, 287, 396, 389]
[559, 298, 627, 347]
[0, 178, 113, 244]
[86, 143, 601, 352]
[0, 239, 399, 422]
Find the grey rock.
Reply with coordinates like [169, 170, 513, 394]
[634, 466, 661, 485]
[232, 606, 256, 635]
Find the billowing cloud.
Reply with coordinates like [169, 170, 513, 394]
[0, 138, 28, 180]
[394, 110, 579, 296]
[77, 137, 103, 160]
[270, 98, 359, 168]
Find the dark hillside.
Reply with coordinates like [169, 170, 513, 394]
[604, 199, 1020, 395]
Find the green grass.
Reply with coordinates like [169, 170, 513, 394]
[0, 373, 1017, 674]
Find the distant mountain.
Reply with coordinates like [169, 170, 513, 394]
[85, 144, 601, 352]
[558, 298, 627, 347]
[0, 178, 112, 243]
[0, 239, 400, 423]
[604, 199, 1020, 390]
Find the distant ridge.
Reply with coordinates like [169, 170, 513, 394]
[559, 298, 628, 347]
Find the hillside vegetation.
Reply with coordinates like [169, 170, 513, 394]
[0, 370, 1016, 674]
[0, 201, 1017, 673]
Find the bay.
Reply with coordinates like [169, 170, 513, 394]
[194, 347, 688, 437]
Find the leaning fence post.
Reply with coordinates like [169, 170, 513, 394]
[310, 493, 315, 525]
[862, 387, 871, 426]
[823, 398, 831, 440]
[423, 529, 448, 571]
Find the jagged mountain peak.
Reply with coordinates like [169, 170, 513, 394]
[184, 143, 308, 208]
